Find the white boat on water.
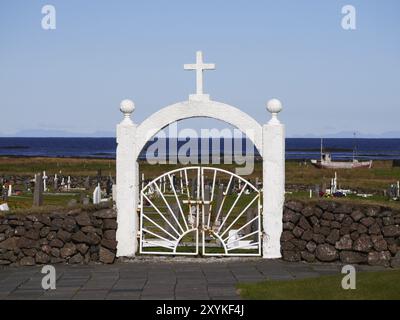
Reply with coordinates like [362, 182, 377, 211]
[311, 138, 373, 169]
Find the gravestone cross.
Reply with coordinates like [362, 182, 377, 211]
[42, 170, 48, 192]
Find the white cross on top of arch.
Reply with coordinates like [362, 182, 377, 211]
[184, 51, 215, 101]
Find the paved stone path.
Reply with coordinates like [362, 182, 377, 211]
[0, 259, 387, 300]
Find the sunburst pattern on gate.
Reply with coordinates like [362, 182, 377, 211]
[139, 167, 261, 256]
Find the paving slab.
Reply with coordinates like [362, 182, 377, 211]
[0, 259, 391, 300]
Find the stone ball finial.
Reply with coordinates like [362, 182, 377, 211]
[120, 99, 135, 123]
[120, 99, 135, 115]
[266, 98, 282, 114]
[266, 98, 283, 124]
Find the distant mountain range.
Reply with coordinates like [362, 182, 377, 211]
[1, 129, 400, 138]
[290, 131, 400, 139]
[0, 129, 116, 138]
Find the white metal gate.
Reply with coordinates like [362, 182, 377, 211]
[139, 167, 261, 256]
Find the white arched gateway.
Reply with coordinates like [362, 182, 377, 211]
[115, 51, 285, 259]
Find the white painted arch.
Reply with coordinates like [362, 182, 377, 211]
[135, 99, 263, 156]
[116, 97, 285, 259]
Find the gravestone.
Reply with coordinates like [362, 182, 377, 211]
[97, 169, 102, 184]
[226, 180, 234, 195]
[54, 174, 59, 191]
[42, 171, 48, 192]
[212, 184, 224, 231]
[112, 184, 117, 202]
[106, 177, 113, 196]
[93, 183, 101, 204]
[23, 179, 30, 192]
[1, 183, 7, 201]
[191, 177, 197, 199]
[179, 171, 184, 193]
[33, 173, 43, 206]
[84, 176, 90, 190]
[203, 184, 211, 225]
[245, 207, 258, 241]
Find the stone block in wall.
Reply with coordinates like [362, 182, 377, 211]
[306, 241, 317, 253]
[360, 217, 375, 227]
[301, 206, 315, 217]
[368, 251, 391, 267]
[371, 235, 388, 252]
[99, 247, 115, 264]
[350, 210, 364, 222]
[326, 229, 340, 245]
[285, 201, 303, 212]
[315, 244, 338, 262]
[283, 209, 301, 224]
[353, 235, 373, 253]
[282, 250, 301, 262]
[340, 251, 368, 264]
[382, 225, 400, 237]
[334, 204, 353, 214]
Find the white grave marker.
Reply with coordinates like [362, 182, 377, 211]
[43, 171, 48, 192]
[93, 183, 101, 204]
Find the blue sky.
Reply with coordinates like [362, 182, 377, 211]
[0, 0, 399, 137]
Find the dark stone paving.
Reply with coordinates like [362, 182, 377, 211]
[0, 259, 387, 300]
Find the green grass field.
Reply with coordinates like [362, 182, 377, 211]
[237, 270, 400, 300]
[1, 157, 399, 192]
[1, 157, 400, 211]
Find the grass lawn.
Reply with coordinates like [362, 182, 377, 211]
[1, 157, 400, 211]
[5, 193, 83, 210]
[237, 270, 400, 300]
[1, 157, 400, 193]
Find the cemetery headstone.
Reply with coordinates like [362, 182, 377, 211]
[33, 173, 43, 206]
[112, 184, 117, 202]
[97, 169, 102, 184]
[93, 183, 101, 204]
[42, 171, 48, 192]
[203, 184, 211, 225]
[84, 176, 90, 190]
[245, 207, 258, 241]
[106, 177, 113, 196]
[179, 171, 184, 193]
[212, 184, 224, 231]
[54, 174, 59, 191]
[191, 177, 197, 199]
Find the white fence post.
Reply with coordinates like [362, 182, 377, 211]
[116, 99, 138, 257]
[262, 99, 285, 258]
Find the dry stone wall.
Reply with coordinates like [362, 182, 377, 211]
[281, 200, 400, 268]
[1, 200, 399, 267]
[0, 208, 117, 266]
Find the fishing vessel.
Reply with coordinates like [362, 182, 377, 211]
[311, 138, 372, 169]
